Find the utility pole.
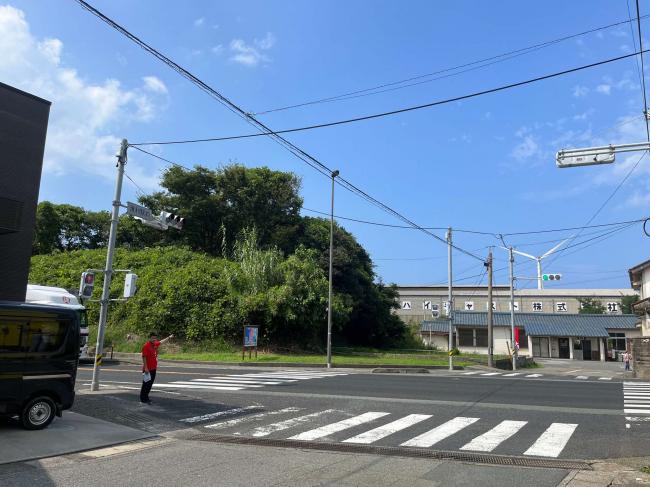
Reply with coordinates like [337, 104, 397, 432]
[326, 169, 339, 369]
[486, 249, 494, 368]
[447, 227, 453, 371]
[91, 139, 128, 391]
[509, 247, 516, 371]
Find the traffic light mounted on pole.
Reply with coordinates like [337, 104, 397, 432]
[79, 272, 95, 298]
[160, 211, 185, 230]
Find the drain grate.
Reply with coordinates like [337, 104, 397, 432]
[179, 432, 591, 470]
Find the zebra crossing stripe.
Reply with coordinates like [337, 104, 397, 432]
[523, 423, 578, 458]
[192, 378, 285, 385]
[460, 420, 527, 452]
[481, 372, 501, 376]
[503, 373, 521, 377]
[401, 417, 479, 448]
[170, 380, 264, 388]
[525, 374, 543, 378]
[462, 372, 479, 375]
[342, 414, 432, 444]
[249, 410, 338, 437]
[154, 383, 244, 391]
[205, 407, 302, 429]
[180, 406, 261, 424]
[598, 377, 612, 381]
[575, 376, 588, 380]
[289, 412, 389, 441]
[624, 409, 650, 414]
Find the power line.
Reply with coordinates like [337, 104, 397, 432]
[123, 171, 146, 197]
[253, 15, 650, 116]
[130, 49, 650, 147]
[130, 144, 193, 171]
[74, 0, 485, 263]
[636, 0, 650, 141]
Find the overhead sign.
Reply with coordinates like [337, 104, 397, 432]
[126, 202, 153, 221]
[556, 149, 615, 168]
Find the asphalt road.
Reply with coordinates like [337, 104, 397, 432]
[71, 363, 650, 462]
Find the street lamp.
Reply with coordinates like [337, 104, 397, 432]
[326, 169, 339, 369]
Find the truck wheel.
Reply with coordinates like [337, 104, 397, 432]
[21, 396, 56, 430]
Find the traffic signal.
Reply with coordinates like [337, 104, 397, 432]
[123, 273, 138, 298]
[160, 211, 185, 230]
[431, 303, 440, 319]
[542, 273, 562, 281]
[79, 272, 95, 298]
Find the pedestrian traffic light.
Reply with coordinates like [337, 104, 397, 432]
[79, 271, 95, 298]
[431, 304, 440, 319]
[160, 211, 185, 230]
[542, 273, 562, 281]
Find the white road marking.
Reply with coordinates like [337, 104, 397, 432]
[462, 372, 479, 375]
[171, 380, 264, 388]
[201, 377, 286, 384]
[624, 409, 650, 414]
[502, 373, 522, 377]
[153, 384, 243, 391]
[575, 376, 588, 380]
[563, 369, 582, 375]
[523, 423, 578, 458]
[342, 414, 432, 444]
[598, 377, 612, 381]
[460, 420, 528, 452]
[525, 374, 543, 378]
[249, 410, 337, 437]
[481, 372, 501, 376]
[180, 406, 261, 424]
[205, 407, 302, 429]
[289, 412, 389, 441]
[401, 417, 479, 448]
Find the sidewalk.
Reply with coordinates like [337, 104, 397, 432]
[562, 458, 650, 486]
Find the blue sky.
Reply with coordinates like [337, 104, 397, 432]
[2, 0, 650, 289]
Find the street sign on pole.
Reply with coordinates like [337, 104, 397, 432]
[126, 202, 153, 221]
[556, 151, 615, 168]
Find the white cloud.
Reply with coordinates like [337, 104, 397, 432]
[511, 135, 539, 160]
[142, 76, 168, 94]
[573, 85, 589, 97]
[229, 32, 275, 67]
[0, 5, 164, 187]
[596, 84, 611, 95]
[193, 17, 204, 27]
[211, 44, 224, 55]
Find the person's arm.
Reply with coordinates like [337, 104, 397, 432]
[159, 334, 174, 345]
[142, 352, 149, 373]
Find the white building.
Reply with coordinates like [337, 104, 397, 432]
[629, 259, 650, 336]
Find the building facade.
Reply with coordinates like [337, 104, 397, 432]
[629, 259, 650, 336]
[396, 285, 636, 325]
[421, 311, 640, 361]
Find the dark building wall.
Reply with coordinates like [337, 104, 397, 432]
[0, 82, 51, 301]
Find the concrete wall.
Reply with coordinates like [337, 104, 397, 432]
[0, 83, 50, 301]
[632, 337, 650, 379]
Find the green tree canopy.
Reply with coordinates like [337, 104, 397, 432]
[578, 297, 606, 314]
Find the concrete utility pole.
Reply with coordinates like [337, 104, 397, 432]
[486, 249, 494, 368]
[91, 139, 128, 391]
[509, 247, 516, 371]
[326, 170, 339, 369]
[447, 227, 453, 371]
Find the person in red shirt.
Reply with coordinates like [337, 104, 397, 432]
[140, 332, 173, 404]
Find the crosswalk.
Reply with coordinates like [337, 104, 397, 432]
[179, 407, 580, 458]
[462, 371, 617, 381]
[153, 370, 349, 392]
[623, 381, 650, 415]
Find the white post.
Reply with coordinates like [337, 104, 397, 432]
[91, 139, 128, 391]
[326, 170, 339, 369]
[528, 335, 533, 356]
[447, 227, 453, 371]
[600, 338, 606, 362]
[537, 258, 543, 290]
[569, 338, 574, 360]
[547, 337, 552, 358]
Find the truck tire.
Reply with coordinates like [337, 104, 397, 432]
[21, 396, 56, 430]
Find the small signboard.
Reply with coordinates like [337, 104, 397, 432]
[126, 201, 153, 221]
[242, 325, 259, 359]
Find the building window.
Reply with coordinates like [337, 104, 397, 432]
[475, 329, 488, 347]
[518, 328, 528, 348]
[608, 332, 626, 351]
[458, 328, 473, 347]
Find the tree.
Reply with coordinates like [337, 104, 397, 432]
[622, 294, 640, 314]
[578, 297, 606, 314]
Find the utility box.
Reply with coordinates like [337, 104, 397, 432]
[0, 82, 50, 301]
[123, 273, 138, 298]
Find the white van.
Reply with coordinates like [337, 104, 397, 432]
[25, 285, 89, 359]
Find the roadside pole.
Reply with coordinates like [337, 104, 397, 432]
[447, 227, 453, 371]
[326, 170, 339, 369]
[90, 139, 128, 391]
[486, 249, 494, 368]
[509, 247, 516, 371]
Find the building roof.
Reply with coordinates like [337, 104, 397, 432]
[629, 259, 650, 290]
[424, 311, 639, 338]
[421, 320, 452, 333]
